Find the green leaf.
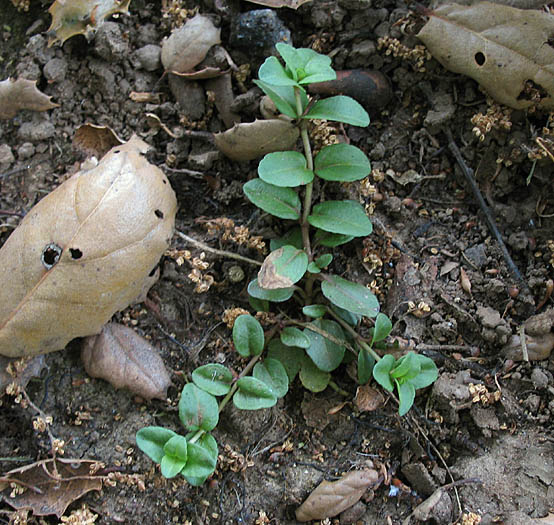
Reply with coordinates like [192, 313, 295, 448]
[233, 377, 278, 410]
[181, 433, 218, 481]
[397, 380, 416, 416]
[308, 200, 372, 237]
[267, 338, 303, 381]
[258, 151, 313, 187]
[136, 427, 177, 464]
[321, 275, 379, 317]
[161, 453, 187, 478]
[299, 54, 336, 84]
[253, 358, 289, 398]
[258, 246, 308, 289]
[233, 314, 265, 357]
[163, 435, 188, 462]
[275, 44, 335, 85]
[315, 253, 333, 268]
[254, 80, 297, 118]
[304, 96, 370, 126]
[244, 179, 301, 220]
[178, 383, 219, 432]
[408, 355, 438, 389]
[258, 56, 298, 86]
[314, 144, 371, 182]
[314, 230, 354, 248]
[299, 356, 330, 392]
[391, 352, 420, 380]
[304, 319, 346, 372]
[331, 304, 362, 326]
[358, 349, 375, 385]
[248, 278, 295, 303]
[280, 326, 310, 348]
[307, 262, 321, 273]
[249, 296, 270, 312]
[373, 354, 395, 392]
[270, 226, 303, 251]
[192, 364, 233, 396]
[372, 313, 392, 343]
[302, 304, 327, 318]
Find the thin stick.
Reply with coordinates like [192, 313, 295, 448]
[176, 230, 262, 266]
[446, 130, 528, 291]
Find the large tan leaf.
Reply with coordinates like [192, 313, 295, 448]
[47, 0, 131, 46]
[0, 136, 177, 358]
[0, 78, 59, 119]
[81, 322, 171, 400]
[161, 14, 221, 75]
[214, 119, 299, 161]
[295, 469, 379, 522]
[417, 2, 554, 109]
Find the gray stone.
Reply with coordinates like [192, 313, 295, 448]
[230, 9, 291, 57]
[507, 231, 529, 251]
[17, 142, 35, 160]
[464, 243, 487, 268]
[347, 40, 376, 68]
[188, 151, 219, 170]
[530, 367, 549, 389]
[424, 93, 456, 132]
[43, 58, 68, 83]
[168, 75, 205, 120]
[339, 501, 366, 524]
[94, 22, 128, 62]
[134, 45, 161, 72]
[0, 144, 15, 166]
[476, 306, 502, 329]
[402, 463, 437, 496]
[470, 405, 500, 431]
[26, 34, 55, 65]
[17, 121, 55, 142]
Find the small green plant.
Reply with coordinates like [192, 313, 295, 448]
[136, 314, 287, 484]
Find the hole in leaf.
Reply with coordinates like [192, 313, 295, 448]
[42, 243, 62, 269]
[474, 52, 485, 66]
[148, 264, 159, 277]
[70, 248, 83, 259]
[154, 209, 164, 219]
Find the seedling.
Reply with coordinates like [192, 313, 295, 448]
[136, 314, 288, 484]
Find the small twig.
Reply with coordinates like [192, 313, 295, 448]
[176, 230, 262, 266]
[0, 165, 30, 179]
[446, 129, 528, 292]
[519, 325, 529, 362]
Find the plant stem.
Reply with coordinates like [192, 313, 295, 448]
[328, 380, 350, 397]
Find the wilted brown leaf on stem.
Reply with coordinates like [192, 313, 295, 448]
[295, 469, 379, 522]
[0, 78, 59, 119]
[0, 136, 177, 358]
[417, 2, 554, 109]
[81, 323, 171, 400]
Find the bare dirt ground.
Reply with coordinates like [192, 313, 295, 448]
[0, 1, 553, 524]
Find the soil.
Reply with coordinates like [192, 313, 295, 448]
[0, 1, 553, 524]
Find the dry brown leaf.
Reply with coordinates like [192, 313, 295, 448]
[170, 66, 227, 80]
[0, 136, 177, 358]
[459, 267, 472, 295]
[0, 458, 102, 517]
[205, 74, 241, 128]
[161, 14, 221, 75]
[440, 260, 459, 277]
[245, 0, 312, 8]
[73, 123, 124, 158]
[295, 469, 379, 522]
[0, 78, 59, 119]
[214, 119, 299, 161]
[354, 384, 384, 412]
[47, 0, 131, 46]
[258, 247, 294, 289]
[502, 332, 554, 361]
[81, 322, 171, 400]
[417, 2, 554, 109]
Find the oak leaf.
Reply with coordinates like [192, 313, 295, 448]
[81, 322, 171, 400]
[417, 2, 554, 109]
[0, 78, 59, 119]
[0, 136, 177, 358]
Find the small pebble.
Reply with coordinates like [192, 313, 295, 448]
[0, 144, 15, 166]
[17, 142, 35, 160]
[530, 367, 549, 389]
[43, 57, 67, 83]
[134, 45, 162, 72]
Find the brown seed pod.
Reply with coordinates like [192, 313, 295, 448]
[308, 70, 393, 112]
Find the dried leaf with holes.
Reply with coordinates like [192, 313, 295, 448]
[0, 78, 59, 119]
[73, 123, 124, 158]
[417, 2, 554, 109]
[0, 458, 102, 517]
[295, 469, 379, 522]
[47, 0, 131, 46]
[0, 136, 177, 358]
[81, 322, 171, 400]
[214, 119, 300, 161]
[161, 14, 221, 75]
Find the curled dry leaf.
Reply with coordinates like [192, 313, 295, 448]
[0, 458, 102, 518]
[73, 123, 124, 158]
[354, 384, 384, 412]
[0, 78, 59, 119]
[81, 322, 171, 400]
[161, 14, 221, 75]
[47, 0, 131, 46]
[214, 119, 299, 161]
[417, 2, 554, 109]
[502, 308, 554, 360]
[459, 267, 472, 295]
[295, 469, 379, 522]
[0, 136, 177, 358]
